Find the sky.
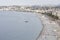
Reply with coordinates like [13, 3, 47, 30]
[0, 0, 60, 6]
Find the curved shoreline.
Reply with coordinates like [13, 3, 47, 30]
[36, 13, 60, 40]
[8, 10, 60, 40]
[0, 10, 60, 40]
[36, 15, 45, 40]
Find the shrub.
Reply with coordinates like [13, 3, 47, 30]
[43, 12, 59, 20]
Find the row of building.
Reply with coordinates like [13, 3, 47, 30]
[0, 6, 60, 19]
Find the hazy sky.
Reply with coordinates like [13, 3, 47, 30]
[0, 0, 60, 6]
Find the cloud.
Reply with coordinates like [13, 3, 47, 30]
[0, 0, 60, 6]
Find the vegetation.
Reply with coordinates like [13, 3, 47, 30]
[42, 12, 59, 20]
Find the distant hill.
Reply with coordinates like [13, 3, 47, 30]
[54, 5, 60, 8]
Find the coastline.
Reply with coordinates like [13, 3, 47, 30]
[36, 13, 60, 40]
[0, 10, 60, 40]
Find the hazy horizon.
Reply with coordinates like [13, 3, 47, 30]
[0, 0, 60, 6]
